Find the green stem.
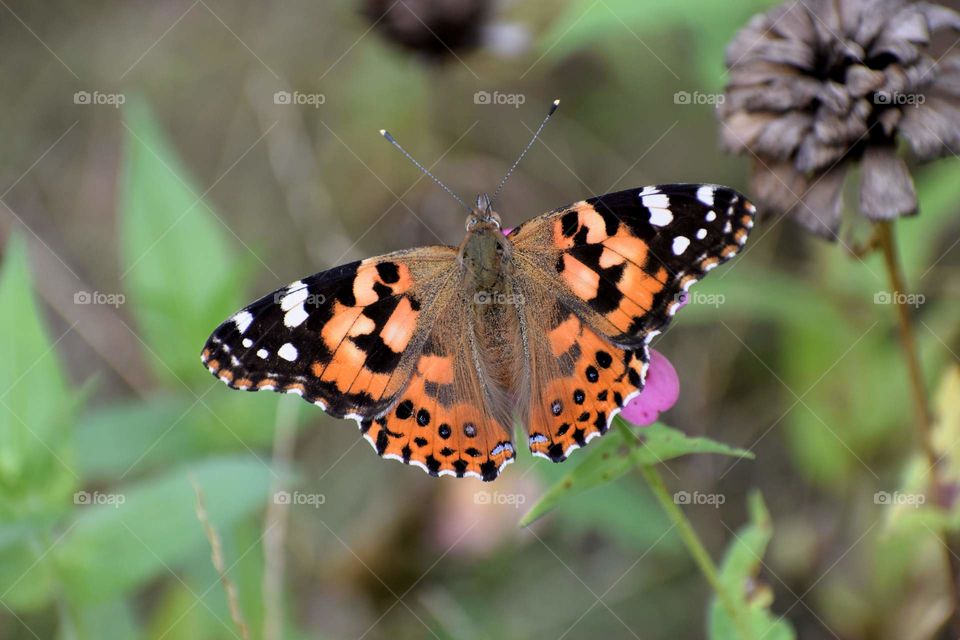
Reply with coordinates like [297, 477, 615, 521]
[875, 220, 960, 625]
[640, 464, 755, 640]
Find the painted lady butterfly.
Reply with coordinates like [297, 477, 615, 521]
[201, 108, 755, 482]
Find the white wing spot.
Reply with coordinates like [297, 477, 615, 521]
[257, 348, 269, 359]
[642, 193, 670, 210]
[697, 185, 715, 206]
[278, 343, 298, 361]
[284, 306, 309, 328]
[706, 210, 717, 222]
[672, 236, 691, 255]
[696, 228, 707, 240]
[242, 338, 253, 348]
[648, 208, 673, 226]
[280, 286, 308, 311]
[233, 311, 253, 334]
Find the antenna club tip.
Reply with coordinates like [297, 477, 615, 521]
[380, 129, 396, 143]
[549, 99, 560, 114]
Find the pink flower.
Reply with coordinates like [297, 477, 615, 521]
[620, 349, 680, 426]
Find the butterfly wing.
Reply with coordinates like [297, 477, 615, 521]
[365, 306, 516, 481]
[509, 184, 755, 460]
[202, 246, 515, 480]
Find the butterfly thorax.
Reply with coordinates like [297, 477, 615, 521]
[459, 194, 512, 292]
[456, 195, 524, 414]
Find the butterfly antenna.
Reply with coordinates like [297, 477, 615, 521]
[491, 99, 559, 204]
[379, 129, 471, 212]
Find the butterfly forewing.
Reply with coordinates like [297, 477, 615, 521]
[202, 248, 457, 415]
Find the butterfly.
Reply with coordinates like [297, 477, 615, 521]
[201, 105, 755, 482]
[202, 182, 754, 481]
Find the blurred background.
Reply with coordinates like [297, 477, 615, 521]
[1, 0, 960, 638]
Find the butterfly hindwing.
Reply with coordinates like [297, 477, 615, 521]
[524, 305, 649, 461]
[359, 322, 516, 481]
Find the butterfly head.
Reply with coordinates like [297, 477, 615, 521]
[466, 193, 502, 233]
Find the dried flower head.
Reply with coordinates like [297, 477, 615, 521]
[362, 0, 490, 61]
[719, 0, 960, 237]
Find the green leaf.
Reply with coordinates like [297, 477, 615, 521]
[54, 455, 283, 604]
[520, 420, 752, 526]
[708, 493, 796, 640]
[75, 394, 198, 481]
[931, 366, 960, 482]
[119, 98, 247, 387]
[884, 366, 960, 533]
[77, 392, 306, 483]
[0, 534, 59, 611]
[0, 232, 77, 512]
[69, 597, 141, 640]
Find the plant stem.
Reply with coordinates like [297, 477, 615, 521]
[875, 220, 960, 621]
[640, 464, 755, 640]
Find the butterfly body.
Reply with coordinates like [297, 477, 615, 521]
[202, 184, 755, 481]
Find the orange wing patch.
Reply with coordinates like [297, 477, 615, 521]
[527, 313, 648, 462]
[358, 351, 515, 481]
